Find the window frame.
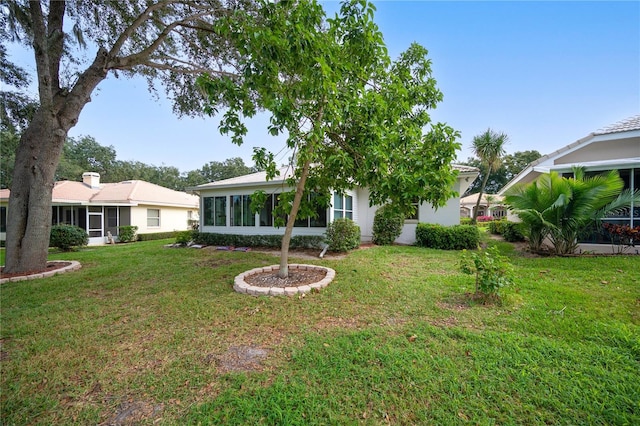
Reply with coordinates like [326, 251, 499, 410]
[147, 208, 160, 228]
[333, 193, 353, 220]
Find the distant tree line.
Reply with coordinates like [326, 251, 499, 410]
[0, 133, 259, 191]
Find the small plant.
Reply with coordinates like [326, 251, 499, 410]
[175, 230, 194, 245]
[118, 225, 138, 243]
[602, 222, 640, 254]
[50, 224, 88, 251]
[325, 218, 360, 252]
[372, 204, 405, 245]
[476, 215, 493, 223]
[460, 246, 514, 297]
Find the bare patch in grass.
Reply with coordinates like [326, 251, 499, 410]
[210, 345, 270, 373]
[437, 299, 470, 312]
[429, 316, 459, 328]
[195, 258, 236, 268]
[102, 399, 164, 426]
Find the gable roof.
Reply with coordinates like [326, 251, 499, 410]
[190, 164, 479, 191]
[499, 114, 640, 195]
[1, 180, 198, 208]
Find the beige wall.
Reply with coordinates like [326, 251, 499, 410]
[131, 205, 196, 234]
[555, 137, 640, 165]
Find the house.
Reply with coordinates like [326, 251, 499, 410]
[189, 165, 479, 245]
[0, 172, 199, 245]
[498, 114, 640, 250]
[459, 193, 506, 219]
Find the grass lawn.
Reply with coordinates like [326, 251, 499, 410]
[1, 239, 639, 425]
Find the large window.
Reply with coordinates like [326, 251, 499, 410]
[406, 198, 419, 221]
[203, 196, 227, 226]
[231, 195, 255, 226]
[333, 193, 353, 220]
[296, 193, 328, 227]
[147, 208, 160, 227]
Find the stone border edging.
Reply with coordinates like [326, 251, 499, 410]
[234, 264, 335, 296]
[0, 261, 82, 284]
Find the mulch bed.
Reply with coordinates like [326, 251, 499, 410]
[0, 262, 72, 280]
[244, 268, 327, 288]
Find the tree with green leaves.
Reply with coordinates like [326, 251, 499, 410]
[504, 167, 640, 254]
[461, 150, 541, 196]
[2, 0, 248, 273]
[199, 0, 460, 277]
[470, 129, 509, 222]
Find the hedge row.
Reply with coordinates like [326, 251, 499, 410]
[415, 223, 480, 250]
[193, 232, 325, 249]
[488, 219, 526, 242]
[137, 231, 178, 241]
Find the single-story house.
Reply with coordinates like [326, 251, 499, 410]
[0, 172, 199, 245]
[189, 165, 479, 245]
[459, 193, 506, 219]
[498, 114, 640, 250]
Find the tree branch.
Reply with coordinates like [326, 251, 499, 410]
[46, 0, 65, 92]
[28, 1, 52, 110]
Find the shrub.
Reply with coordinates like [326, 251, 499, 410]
[325, 218, 361, 252]
[460, 217, 473, 225]
[136, 231, 176, 241]
[372, 205, 405, 245]
[415, 223, 479, 250]
[460, 246, 514, 297]
[477, 215, 493, 223]
[117, 225, 138, 243]
[175, 230, 195, 245]
[487, 219, 525, 242]
[192, 233, 325, 249]
[501, 221, 525, 242]
[50, 224, 88, 251]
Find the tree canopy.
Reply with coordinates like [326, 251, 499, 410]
[2, 0, 254, 273]
[199, 0, 460, 276]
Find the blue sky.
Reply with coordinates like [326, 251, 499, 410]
[8, 1, 640, 173]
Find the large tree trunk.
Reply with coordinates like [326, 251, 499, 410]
[472, 171, 491, 223]
[4, 47, 110, 274]
[278, 159, 312, 278]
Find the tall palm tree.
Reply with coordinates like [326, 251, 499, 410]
[471, 129, 509, 222]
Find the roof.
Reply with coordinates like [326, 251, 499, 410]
[1, 180, 198, 208]
[499, 114, 640, 195]
[190, 164, 479, 191]
[460, 193, 504, 206]
[594, 115, 640, 135]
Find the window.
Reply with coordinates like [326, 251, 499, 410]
[406, 198, 419, 221]
[231, 195, 255, 226]
[147, 208, 160, 227]
[0, 206, 6, 233]
[296, 192, 328, 227]
[333, 193, 353, 220]
[203, 196, 226, 226]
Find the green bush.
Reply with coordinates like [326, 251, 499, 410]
[372, 205, 405, 245]
[460, 217, 473, 225]
[460, 246, 514, 296]
[325, 218, 361, 252]
[487, 220, 525, 242]
[50, 224, 88, 251]
[136, 231, 175, 241]
[117, 225, 138, 243]
[192, 233, 325, 249]
[501, 221, 525, 242]
[175, 230, 195, 245]
[415, 223, 479, 250]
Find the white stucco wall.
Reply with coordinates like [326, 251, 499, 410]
[131, 205, 196, 234]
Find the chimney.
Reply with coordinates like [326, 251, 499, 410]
[82, 172, 101, 188]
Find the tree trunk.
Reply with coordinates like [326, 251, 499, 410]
[472, 171, 491, 223]
[4, 49, 109, 274]
[278, 159, 312, 278]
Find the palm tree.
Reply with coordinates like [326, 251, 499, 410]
[471, 129, 509, 222]
[505, 167, 640, 254]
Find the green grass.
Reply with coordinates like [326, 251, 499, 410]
[2, 240, 639, 425]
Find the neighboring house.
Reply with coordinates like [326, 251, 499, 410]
[498, 114, 640, 249]
[460, 193, 506, 219]
[189, 165, 479, 245]
[0, 172, 199, 245]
